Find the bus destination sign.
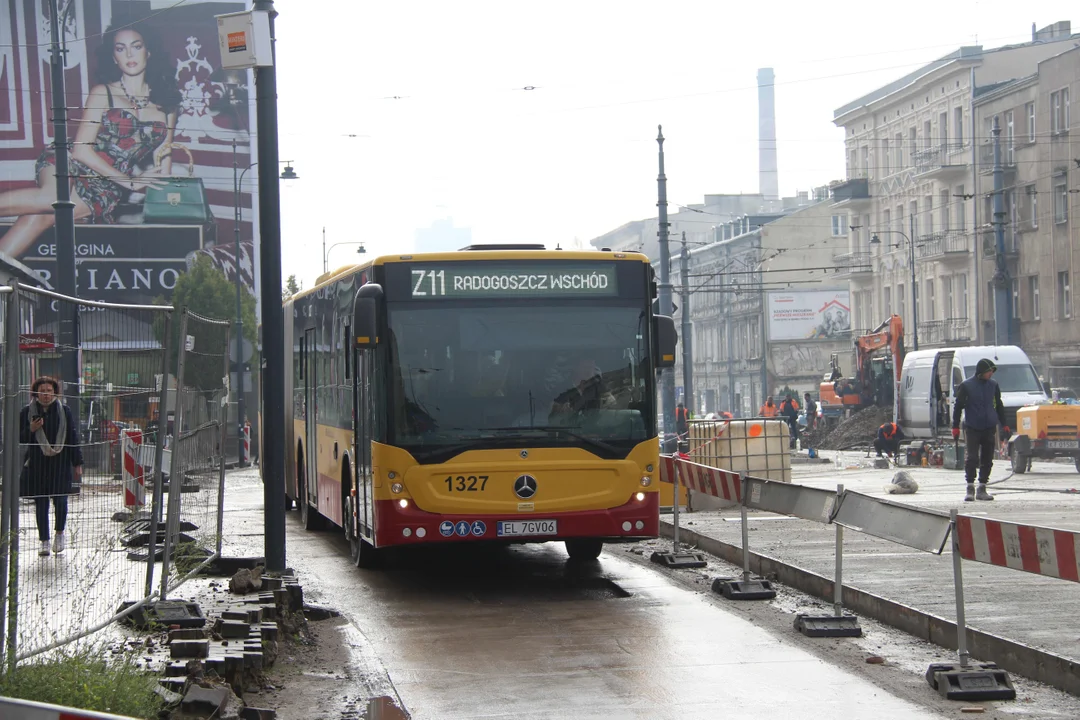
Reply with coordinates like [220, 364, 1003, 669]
[409, 264, 619, 298]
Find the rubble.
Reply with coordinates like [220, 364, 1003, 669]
[803, 406, 892, 451]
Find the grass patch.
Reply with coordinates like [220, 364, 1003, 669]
[0, 642, 165, 719]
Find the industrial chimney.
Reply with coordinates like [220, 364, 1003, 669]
[757, 68, 779, 201]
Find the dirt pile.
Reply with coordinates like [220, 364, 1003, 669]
[803, 405, 892, 450]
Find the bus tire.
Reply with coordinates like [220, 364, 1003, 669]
[565, 538, 603, 561]
[350, 534, 380, 568]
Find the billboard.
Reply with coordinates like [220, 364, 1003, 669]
[767, 290, 851, 341]
[0, 0, 256, 306]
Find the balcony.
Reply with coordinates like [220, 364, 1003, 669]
[914, 231, 970, 261]
[912, 143, 969, 177]
[978, 141, 1018, 175]
[830, 177, 871, 207]
[918, 318, 972, 346]
[832, 251, 873, 278]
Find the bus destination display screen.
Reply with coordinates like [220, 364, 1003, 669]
[408, 264, 619, 299]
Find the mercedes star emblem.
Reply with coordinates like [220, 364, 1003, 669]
[513, 474, 538, 499]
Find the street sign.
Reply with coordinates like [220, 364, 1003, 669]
[19, 332, 55, 352]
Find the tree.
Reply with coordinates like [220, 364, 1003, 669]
[283, 274, 301, 300]
[154, 255, 257, 400]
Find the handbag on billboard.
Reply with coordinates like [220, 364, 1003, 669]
[142, 142, 211, 225]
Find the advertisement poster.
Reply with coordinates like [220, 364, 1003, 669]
[0, 0, 257, 306]
[767, 290, 851, 341]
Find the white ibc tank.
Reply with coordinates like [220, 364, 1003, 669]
[688, 419, 791, 511]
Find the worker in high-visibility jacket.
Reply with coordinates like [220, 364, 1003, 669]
[760, 397, 778, 417]
[874, 421, 904, 459]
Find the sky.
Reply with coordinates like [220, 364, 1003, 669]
[271, 0, 1078, 291]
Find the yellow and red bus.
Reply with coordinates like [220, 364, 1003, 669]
[282, 245, 675, 565]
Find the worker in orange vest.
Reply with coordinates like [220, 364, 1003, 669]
[875, 421, 904, 459]
[760, 396, 778, 417]
[779, 394, 800, 449]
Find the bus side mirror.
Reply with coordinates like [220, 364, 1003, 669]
[654, 315, 677, 368]
[353, 283, 384, 349]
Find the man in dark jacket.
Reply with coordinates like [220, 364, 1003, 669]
[874, 421, 903, 458]
[803, 392, 817, 432]
[952, 358, 1008, 501]
[779, 394, 800, 449]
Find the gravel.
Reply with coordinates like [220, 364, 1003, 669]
[804, 405, 892, 450]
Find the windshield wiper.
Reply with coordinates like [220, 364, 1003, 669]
[476, 426, 621, 455]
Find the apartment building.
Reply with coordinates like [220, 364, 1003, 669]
[830, 22, 1075, 351]
[973, 44, 1080, 387]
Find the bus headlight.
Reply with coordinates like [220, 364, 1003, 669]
[398, 499, 409, 509]
[391, 483, 404, 494]
[635, 492, 646, 502]
[646, 464, 654, 473]
[640, 476, 652, 487]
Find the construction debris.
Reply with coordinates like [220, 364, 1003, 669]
[803, 406, 891, 451]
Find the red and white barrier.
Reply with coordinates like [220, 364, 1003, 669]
[659, 454, 742, 505]
[956, 515, 1080, 582]
[121, 429, 145, 509]
[0, 696, 139, 719]
[242, 422, 251, 465]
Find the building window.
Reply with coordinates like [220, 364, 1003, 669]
[954, 107, 964, 146]
[881, 138, 890, 175]
[924, 195, 934, 236]
[1052, 89, 1070, 134]
[1028, 185, 1038, 228]
[940, 189, 951, 231]
[1055, 182, 1069, 223]
[1026, 102, 1035, 142]
[897, 284, 905, 319]
[1059, 271, 1071, 319]
[926, 279, 936, 319]
[1005, 110, 1014, 164]
[849, 148, 857, 178]
[959, 273, 968, 318]
[831, 215, 848, 236]
[1011, 278, 1020, 319]
[943, 275, 954, 318]
[955, 186, 966, 230]
[895, 132, 904, 168]
[1030, 276, 1040, 320]
[909, 127, 917, 158]
[909, 200, 918, 237]
[883, 286, 892, 317]
[939, 111, 948, 151]
[862, 146, 870, 176]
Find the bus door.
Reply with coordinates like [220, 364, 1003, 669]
[930, 351, 954, 436]
[303, 327, 318, 508]
[353, 348, 374, 539]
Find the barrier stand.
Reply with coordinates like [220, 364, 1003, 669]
[117, 429, 146, 522]
[651, 455, 707, 568]
[242, 421, 251, 466]
[712, 490, 776, 600]
[925, 510, 1018, 701]
[793, 483, 862, 638]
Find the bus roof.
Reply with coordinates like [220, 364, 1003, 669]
[290, 249, 650, 303]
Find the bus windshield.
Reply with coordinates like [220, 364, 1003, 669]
[963, 364, 1044, 393]
[387, 303, 653, 461]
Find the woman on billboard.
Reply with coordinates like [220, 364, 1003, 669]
[0, 24, 180, 256]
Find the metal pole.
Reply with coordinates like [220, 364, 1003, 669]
[726, 245, 735, 414]
[991, 117, 1011, 345]
[255, 0, 287, 572]
[740, 502, 751, 583]
[910, 215, 918, 352]
[834, 483, 844, 617]
[671, 460, 680, 549]
[47, 0, 79, 403]
[656, 127, 675, 448]
[144, 310, 173, 597]
[232, 142, 246, 468]
[681, 233, 693, 415]
[0, 284, 21, 664]
[970, 66, 981, 342]
[216, 322, 231, 558]
[950, 509, 971, 668]
[322, 227, 326, 274]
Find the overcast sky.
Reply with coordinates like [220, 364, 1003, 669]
[272, 1, 1076, 290]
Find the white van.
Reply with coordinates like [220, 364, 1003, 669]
[898, 345, 1047, 439]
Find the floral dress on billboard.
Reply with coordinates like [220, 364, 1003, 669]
[35, 86, 167, 223]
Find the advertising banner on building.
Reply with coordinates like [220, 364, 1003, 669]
[0, 0, 256, 306]
[767, 289, 851, 341]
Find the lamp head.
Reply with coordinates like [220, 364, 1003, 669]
[356, 244, 366, 254]
[870, 234, 881, 245]
[280, 164, 298, 180]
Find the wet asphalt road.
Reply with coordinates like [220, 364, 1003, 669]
[251, 482, 946, 720]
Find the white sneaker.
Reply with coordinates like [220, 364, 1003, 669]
[53, 532, 66, 554]
[39, 541, 50, 557]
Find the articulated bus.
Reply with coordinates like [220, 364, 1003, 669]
[282, 245, 676, 566]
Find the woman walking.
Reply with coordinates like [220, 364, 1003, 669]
[20, 377, 83, 556]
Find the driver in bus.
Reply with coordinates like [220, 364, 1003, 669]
[549, 358, 615, 421]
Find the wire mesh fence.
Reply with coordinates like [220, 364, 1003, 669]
[0, 284, 233, 665]
[160, 309, 230, 599]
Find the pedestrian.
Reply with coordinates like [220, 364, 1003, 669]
[675, 402, 690, 452]
[779, 393, 800, 449]
[952, 358, 1008, 502]
[760, 396, 778, 418]
[20, 376, 83, 556]
[874, 421, 903, 459]
[803, 392, 817, 432]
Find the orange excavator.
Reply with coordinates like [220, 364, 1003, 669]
[819, 315, 905, 417]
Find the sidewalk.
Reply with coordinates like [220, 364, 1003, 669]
[671, 451, 1080, 665]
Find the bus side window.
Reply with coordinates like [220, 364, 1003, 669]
[344, 324, 351, 380]
[299, 337, 305, 380]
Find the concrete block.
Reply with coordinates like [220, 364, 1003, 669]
[170, 639, 209, 659]
[181, 684, 231, 715]
[217, 619, 250, 639]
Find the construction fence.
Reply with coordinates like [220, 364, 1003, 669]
[0, 283, 233, 667]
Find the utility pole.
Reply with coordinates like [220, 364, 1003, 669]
[47, 0, 78, 399]
[680, 232, 693, 414]
[321, 227, 326, 274]
[910, 213, 919, 351]
[991, 117, 1011, 345]
[231, 140, 247, 467]
[254, 0, 286, 572]
[656, 127, 675, 447]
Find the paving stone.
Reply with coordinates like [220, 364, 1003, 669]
[181, 684, 231, 715]
[240, 708, 277, 720]
[217, 619, 250, 639]
[170, 638, 209, 659]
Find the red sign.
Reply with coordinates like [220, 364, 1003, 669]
[227, 31, 247, 53]
[19, 333, 55, 352]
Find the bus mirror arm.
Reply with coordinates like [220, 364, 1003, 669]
[353, 283, 384, 349]
[654, 315, 677, 369]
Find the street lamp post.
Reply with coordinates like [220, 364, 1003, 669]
[870, 216, 919, 351]
[322, 233, 367, 274]
[232, 141, 298, 465]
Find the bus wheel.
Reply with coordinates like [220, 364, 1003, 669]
[565, 538, 603, 561]
[350, 534, 380, 568]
